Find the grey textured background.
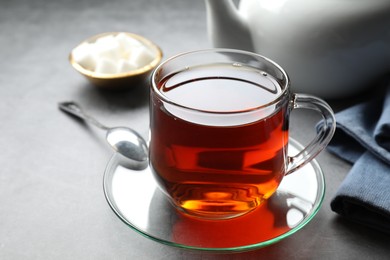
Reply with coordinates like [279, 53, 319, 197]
[1, 0, 389, 259]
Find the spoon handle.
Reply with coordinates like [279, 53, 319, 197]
[58, 101, 110, 130]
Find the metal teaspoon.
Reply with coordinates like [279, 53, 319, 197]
[58, 101, 148, 169]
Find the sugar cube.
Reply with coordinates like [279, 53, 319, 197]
[129, 46, 155, 67]
[95, 58, 118, 74]
[93, 36, 121, 61]
[115, 33, 143, 56]
[72, 43, 97, 71]
[117, 59, 138, 73]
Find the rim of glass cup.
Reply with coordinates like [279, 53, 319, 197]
[151, 48, 291, 115]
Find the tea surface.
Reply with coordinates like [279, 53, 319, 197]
[160, 63, 282, 112]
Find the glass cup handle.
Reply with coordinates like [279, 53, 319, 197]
[286, 93, 336, 175]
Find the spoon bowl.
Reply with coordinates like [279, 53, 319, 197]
[106, 127, 149, 169]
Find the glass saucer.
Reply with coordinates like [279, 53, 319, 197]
[103, 138, 325, 252]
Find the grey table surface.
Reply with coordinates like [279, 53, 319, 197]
[1, 0, 389, 259]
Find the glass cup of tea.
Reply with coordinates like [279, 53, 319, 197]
[150, 49, 335, 220]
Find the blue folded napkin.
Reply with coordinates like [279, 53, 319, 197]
[326, 81, 390, 234]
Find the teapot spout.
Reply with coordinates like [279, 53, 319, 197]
[205, 0, 254, 51]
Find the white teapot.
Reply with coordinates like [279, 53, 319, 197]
[205, 0, 390, 98]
